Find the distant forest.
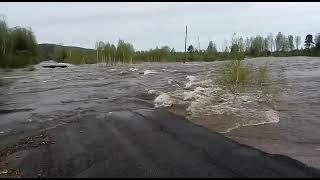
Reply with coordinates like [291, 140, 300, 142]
[1, 15, 320, 68]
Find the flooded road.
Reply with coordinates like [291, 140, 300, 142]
[0, 56, 320, 169]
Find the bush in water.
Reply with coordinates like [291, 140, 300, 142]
[217, 36, 272, 94]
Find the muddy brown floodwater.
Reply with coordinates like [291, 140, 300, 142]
[0, 56, 320, 170]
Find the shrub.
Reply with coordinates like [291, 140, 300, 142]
[255, 63, 270, 87]
[218, 58, 271, 94]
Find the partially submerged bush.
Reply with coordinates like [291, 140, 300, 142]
[217, 33, 273, 93]
[219, 59, 253, 86]
[218, 58, 271, 93]
[255, 63, 270, 87]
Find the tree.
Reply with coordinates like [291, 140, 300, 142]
[210, 42, 217, 53]
[110, 44, 116, 65]
[263, 38, 269, 53]
[187, 45, 194, 53]
[116, 39, 126, 63]
[61, 48, 67, 62]
[0, 18, 8, 58]
[126, 42, 135, 64]
[95, 41, 105, 64]
[207, 41, 214, 53]
[275, 32, 284, 51]
[245, 37, 251, 53]
[295, 36, 301, 50]
[54, 43, 67, 63]
[288, 35, 294, 51]
[304, 34, 314, 49]
[159, 46, 170, 61]
[97, 41, 105, 63]
[187, 45, 194, 61]
[206, 41, 217, 61]
[249, 36, 264, 56]
[10, 26, 38, 56]
[274, 32, 289, 52]
[104, 42, 111, 64]
[315, 33, 320, 48]
[281, 35, 289, 52]
[267, 33, 274, 52]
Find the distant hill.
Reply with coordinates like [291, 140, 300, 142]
[38, 43, 96, 62]
[38, 43, 95, 52]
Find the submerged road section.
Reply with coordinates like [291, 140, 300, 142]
[1, 109, 319, 178]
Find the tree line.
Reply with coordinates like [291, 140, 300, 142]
[47, 32, 320, 65]
[97, 32, 320, 64]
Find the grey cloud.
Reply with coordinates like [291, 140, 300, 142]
[1, 2, 320, 51]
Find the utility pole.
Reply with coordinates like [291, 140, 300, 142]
[198, 36, 200, 50]
[185, 25, 188, 52]
[184, 25, 188, 62]
[96, 42, 98, 65]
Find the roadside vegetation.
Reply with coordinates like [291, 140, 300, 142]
[0, 16, 39, 68]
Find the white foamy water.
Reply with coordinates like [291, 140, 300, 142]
[186, 75, 197, 82]
[129, 68, 138, 72]
[1, 76, 25, 79]
[144, 70, 158, 75]
[154, 93, 173, 108]
[185, 75, 197, 89]
[154, 75, 280, 133]
[185, 75, 213, 89]
[264, 109, 280, 124]
[147, 89, 157, 95]
[41, 79, 59, 83]
[218, 109, 280, 134]
[221, 123, 241, 134]
[58, 62, 73, 66]
[183, 87, 208, 101]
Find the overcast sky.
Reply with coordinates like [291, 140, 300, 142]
[1, 2, 319, 51]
